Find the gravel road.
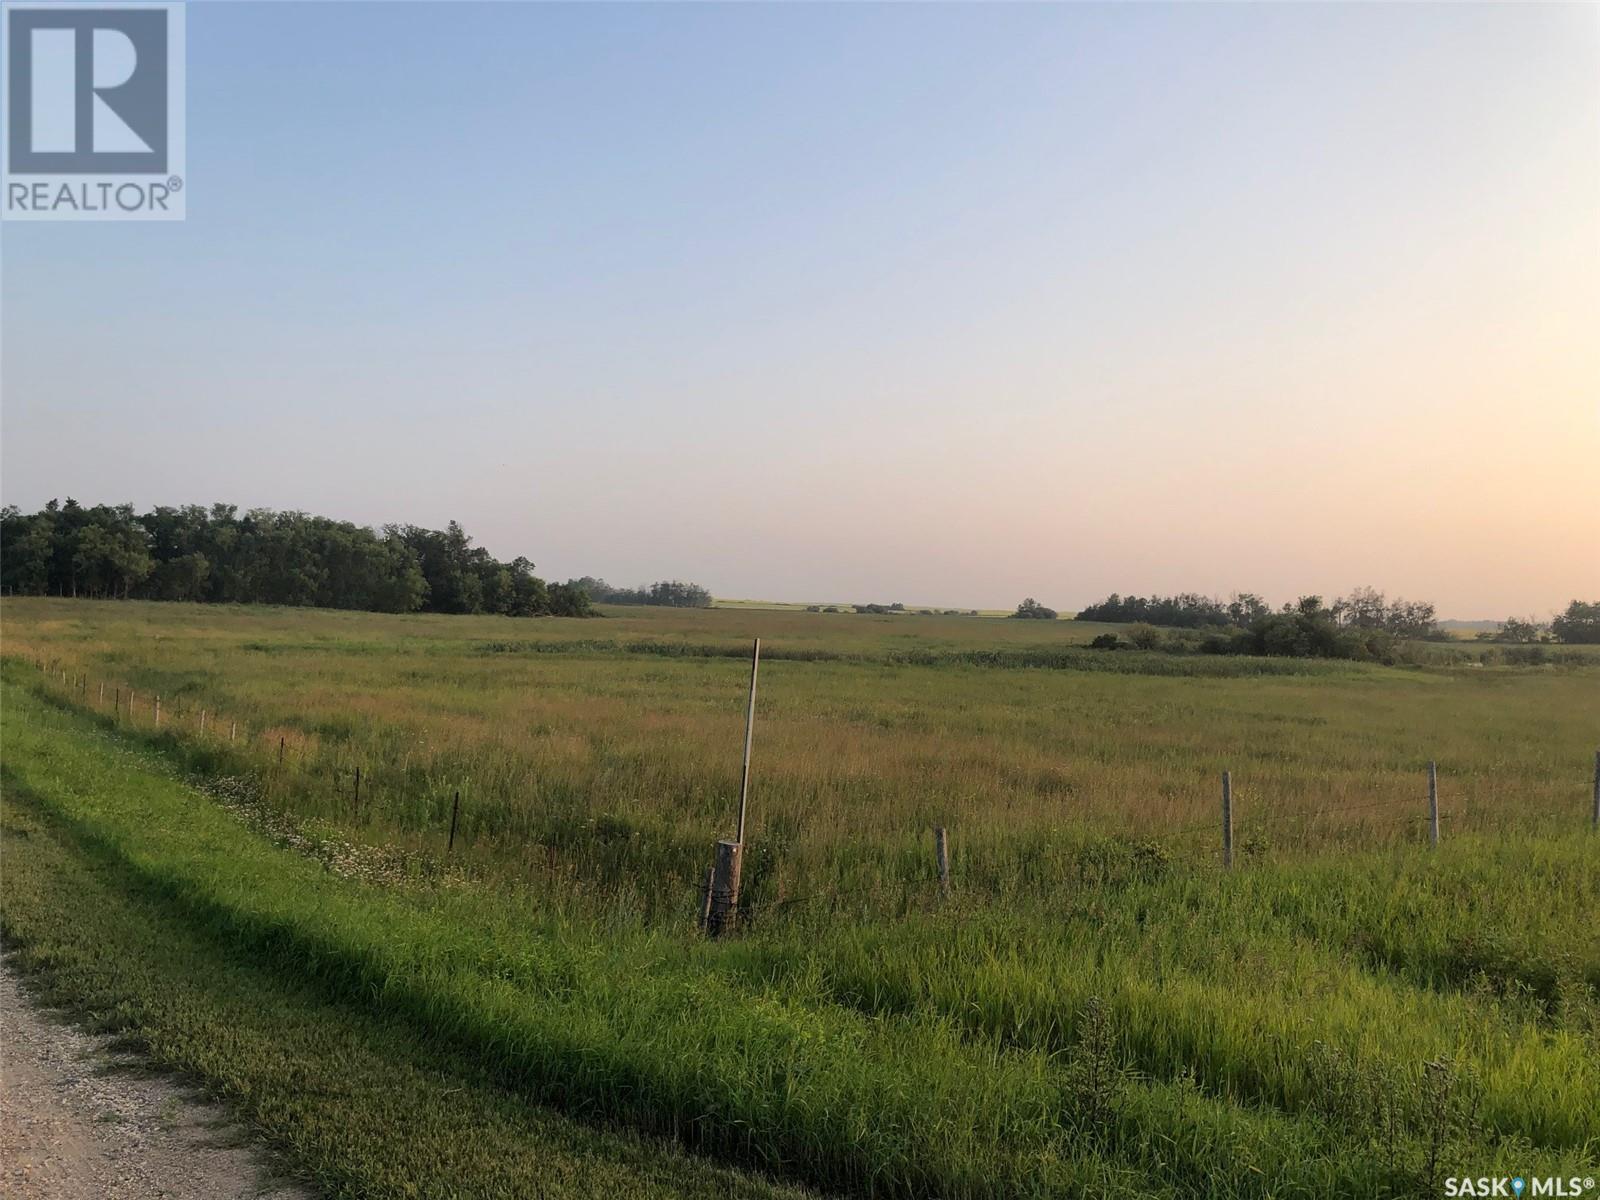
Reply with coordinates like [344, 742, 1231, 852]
[0, 957, 314, 1199]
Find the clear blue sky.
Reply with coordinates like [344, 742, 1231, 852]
[4, 2, 1596, 615]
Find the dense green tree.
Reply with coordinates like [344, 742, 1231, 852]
[2, 501, 153, 599]
[2, 507, 56, 595]
[1495, 616, 1545, 644]
[568, 577, 713, 608]
[1238, 597, 1396, 662]
[1225, 593, 1270, 625]
[2, 500, 588, 619]
[1550, 600, 1600, 644]
[1078, 587, 1439, 640]
[1076, 592, 1233, 627]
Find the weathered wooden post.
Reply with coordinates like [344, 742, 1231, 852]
[199, 709, 207, 735]
[114, 687, 121, 718]
[97, 681, 104, 705]
[353, 766, 362, 819]
[448, 790, 461, 852]
[735, 638, 760, 846]
[706, 839, 743, 937]
[935, 825, 950, 895]
[278, 736, 285, 766]
[1222, 770, 1234, 869]
[1428, 761, 1439, 848]
[229, 719, 237, 742]
[154, 695, 161, 727]
[698, 866, 715, 930]
[1590, 750, 1597, 832]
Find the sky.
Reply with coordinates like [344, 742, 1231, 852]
[3, 2, 1597, 617]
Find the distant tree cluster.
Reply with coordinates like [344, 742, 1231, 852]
[0, 500, 591, 617]
[1069, 588, 1454, 662]
[1225, 596, 1404, 661]
[1323, 586, 1439, 639]
[567, 578, 713, 608]
[1550, 600, 1600, 644]
[1482, 616, 1547, 644]
[1075, 592, 1269, 628]
[807, 603, 977, 616]
[1010, 598, 1057, 620]
[1076, 587, 1438, 639]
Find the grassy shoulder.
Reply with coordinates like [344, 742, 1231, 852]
[0, 771, 820, 1199]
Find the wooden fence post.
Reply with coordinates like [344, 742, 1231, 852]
[353, 766, 362, 820]
[935, 825, 950, 895]
[199, 709, 207, 735]
[229, 720, 237, 742]
[706, 839, 743, 937]
[698, 866, 715, 930]
[154, 695, 161, 727]
[114, 687, 121, 718]
[1222, 770, 1233, 869]
[448, 790, 461, 852]
[1590, 750, 1597, 832]
[97, 681, 104, 705]
[1428, 761, 1439, 848]
[278, 736, 285, 766]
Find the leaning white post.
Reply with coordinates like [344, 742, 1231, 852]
[735, 638, 760, 846]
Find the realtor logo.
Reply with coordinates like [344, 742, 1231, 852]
[2, 1, 185, 220]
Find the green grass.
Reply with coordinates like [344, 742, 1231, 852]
[6, 597, 1596, 912]
[3, 598, 1598, 1196]
[3, 676, 1597, 1198]
[0, 755, 818, 1200]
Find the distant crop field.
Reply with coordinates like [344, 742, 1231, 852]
[3, 596, 1597, 1198]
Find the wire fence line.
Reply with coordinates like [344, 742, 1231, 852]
[15, 654, 1597, 840]
[11, 654, 1600, 937]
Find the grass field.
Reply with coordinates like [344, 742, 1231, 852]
[3, 596, 1598, 1198]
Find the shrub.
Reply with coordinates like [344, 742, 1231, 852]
[1126, 623, 1162, 651]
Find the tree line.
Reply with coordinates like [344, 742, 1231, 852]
[0, 500, 592, 617]
[565, 578, 713, 608]
[1073, 588, 1441, 638]
[1058, 591, 1438, 661]
[1482, 603, 1600, 646]
[1060, 589, 1598, 659]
